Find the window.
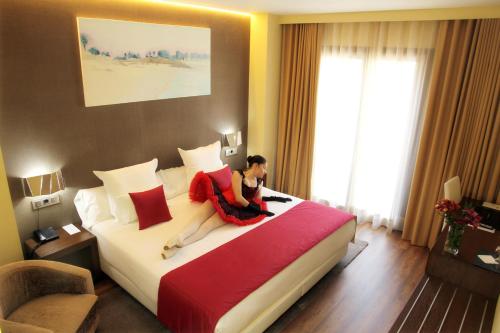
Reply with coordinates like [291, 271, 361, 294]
[312, 50, 430, 230]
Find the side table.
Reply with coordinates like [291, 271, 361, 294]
[24, 224, 102, 281]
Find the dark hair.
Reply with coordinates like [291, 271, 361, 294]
[247, 155, 266, 167]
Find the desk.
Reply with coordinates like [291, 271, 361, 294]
[25, 224, 102, 281]
[426, 226, 500, 298]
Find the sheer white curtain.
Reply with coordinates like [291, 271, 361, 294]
[311, 21, 438, 230]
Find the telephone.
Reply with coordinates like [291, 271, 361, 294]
[34, 227, 59, 243]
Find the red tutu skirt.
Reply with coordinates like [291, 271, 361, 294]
[189, 171, 268, 226]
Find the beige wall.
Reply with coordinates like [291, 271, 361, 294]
[248, 14, 281, 188]
[0, 146, 23, 266]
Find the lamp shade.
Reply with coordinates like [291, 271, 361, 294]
[23, 170, 65, 197]
[221, 134, 230, 147]
[223, 131, 242, 148]
[236, 131, 242, 146]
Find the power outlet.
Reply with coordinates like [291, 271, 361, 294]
[32, 194, 61, 210]
[225, 147, 237, 157]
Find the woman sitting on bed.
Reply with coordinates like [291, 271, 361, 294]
[224, 155, 274, 216]
[161, 155, 273, 259]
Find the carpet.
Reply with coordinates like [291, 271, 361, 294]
[96, 239, 368, 333]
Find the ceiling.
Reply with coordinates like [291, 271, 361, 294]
[169, 0, 500, 14]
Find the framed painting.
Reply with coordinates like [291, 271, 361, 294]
[77, 17, 211, 107]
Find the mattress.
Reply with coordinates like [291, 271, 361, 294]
[91, 187, 355, 332]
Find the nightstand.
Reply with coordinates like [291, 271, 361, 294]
[24, 224, 102, 281]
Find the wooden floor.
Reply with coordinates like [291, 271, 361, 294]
[390, 276, 496, 333]
[95, 223, 429, 333]
[271, 223, 429, 333]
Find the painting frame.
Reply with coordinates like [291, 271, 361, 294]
[76, 17, 211, 107]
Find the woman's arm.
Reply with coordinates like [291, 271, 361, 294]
[232, 171, 249, 207]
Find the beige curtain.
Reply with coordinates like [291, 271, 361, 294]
[275, 24, 323, 199]
[402, 19, 500, 248]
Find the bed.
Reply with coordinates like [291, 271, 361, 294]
[87, 187, 356, 333]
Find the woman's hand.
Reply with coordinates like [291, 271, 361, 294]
[246, 202, 275, 217]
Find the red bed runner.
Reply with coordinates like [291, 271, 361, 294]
[157, 200, 354, 333]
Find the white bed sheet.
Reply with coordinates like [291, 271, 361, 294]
[91, 188, 355, 332]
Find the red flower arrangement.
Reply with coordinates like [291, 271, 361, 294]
[435, 199, 481, 255]
[435, 199, 481, 228]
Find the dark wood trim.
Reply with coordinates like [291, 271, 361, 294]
[390, 276, 496, 333]
[25, 224, 102, 280]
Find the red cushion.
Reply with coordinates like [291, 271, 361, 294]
[129, 185, 172, 230]
[207, 165, 232, 191]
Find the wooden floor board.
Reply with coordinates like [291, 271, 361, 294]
[438, 288, 472, 332]
[481, 298, 496, 333]
[419, 281, 456, 333]
[389, 277, 429, 333]
[398, 277, 443, 333]
[461, 294, 488, 333]
[391, 277, 497, 333]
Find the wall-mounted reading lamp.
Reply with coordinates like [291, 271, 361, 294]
[23, 170, 65, 243]
[23, 170, 65, 199]
[221, 131, 242, 157]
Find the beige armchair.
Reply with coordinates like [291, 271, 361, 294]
[0, 260, 98, 333]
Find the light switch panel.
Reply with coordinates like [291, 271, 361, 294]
[32, 194, 60, 210]
[225, 147, 237, 157]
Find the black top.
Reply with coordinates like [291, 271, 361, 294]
[237, 169, 262, 200]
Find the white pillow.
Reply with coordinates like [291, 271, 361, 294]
[157, 166, 188, 199]
[74, 186, 113, 230]
[178, 141, 223, 184]
[93, 158, 161, 224]
[112, 194, 141, 224]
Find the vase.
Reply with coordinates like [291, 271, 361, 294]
[444, 223, 465, 255]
